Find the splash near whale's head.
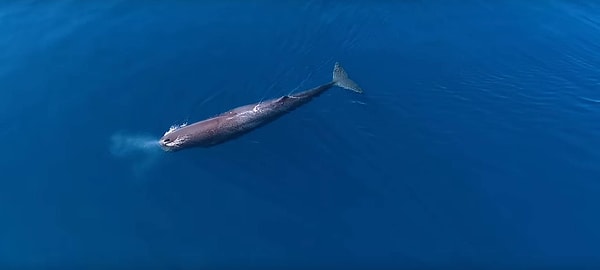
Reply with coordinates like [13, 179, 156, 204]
[159, 123, 190, 152]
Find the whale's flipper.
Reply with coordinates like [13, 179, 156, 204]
[332, 62, 363, 93]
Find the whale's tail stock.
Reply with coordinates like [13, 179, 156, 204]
[332, 62, 364, 94]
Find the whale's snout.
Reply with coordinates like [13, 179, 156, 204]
[158, 134, 189, 152]
[158, 137, 173, 151]
[160, 138, 171, 144]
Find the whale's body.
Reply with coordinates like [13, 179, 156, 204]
[159, 62, 363, 152]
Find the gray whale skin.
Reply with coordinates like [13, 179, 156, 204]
[159, 62, 364, 152]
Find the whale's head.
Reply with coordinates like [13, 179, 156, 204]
[159, 135, 189, 152]
[159, 124, 191, 152]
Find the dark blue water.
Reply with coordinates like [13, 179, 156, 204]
[2, 1, 600, 268]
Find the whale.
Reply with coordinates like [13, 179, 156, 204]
[159, 62, 363, 152]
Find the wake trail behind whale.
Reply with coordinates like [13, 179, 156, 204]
[109, 132, 164, 179]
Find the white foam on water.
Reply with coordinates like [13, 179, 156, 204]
[163, 122, 187, 136]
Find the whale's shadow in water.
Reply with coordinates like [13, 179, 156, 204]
[153, 118, 377, 261]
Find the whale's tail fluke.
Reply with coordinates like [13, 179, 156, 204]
[332, 62, 363, 93]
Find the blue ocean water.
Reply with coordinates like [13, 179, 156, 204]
[2, 0, 600, 268]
